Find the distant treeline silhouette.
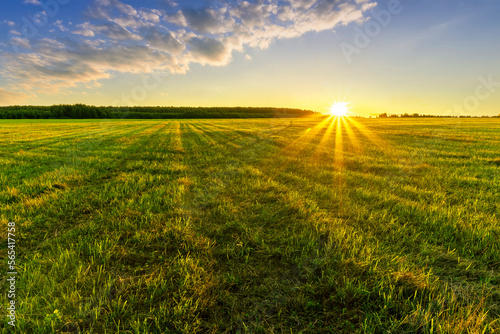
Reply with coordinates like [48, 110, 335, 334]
[378, 113, 500, 118]
[0, 104, 317, 119]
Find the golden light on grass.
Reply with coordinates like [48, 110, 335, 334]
[311, 116, 336, 160]
[260, 110, 402, 198]
[333, 117, 344, 171]
[344, 117, 393, 154]
[340, 116, 363, 154]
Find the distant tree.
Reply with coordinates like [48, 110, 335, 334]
[0, 104, 318, 119]
[379, 113, 388, 118]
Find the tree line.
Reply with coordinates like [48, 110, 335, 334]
[0, 105, 317, 119]
[378, 113, 500, 118]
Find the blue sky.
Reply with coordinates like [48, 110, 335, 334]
[0, 0, 499, 116]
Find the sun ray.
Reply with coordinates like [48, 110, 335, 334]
[279, 115, 333, 156]
[340, 116, 363, 155]
[344, 117, 409, 170]
[259, 114, 333, 179]
[344, 117, 389, 149]
[333, 117, 347, 214]
[311, 116, 337, 160]
[333, 117, 344, 172]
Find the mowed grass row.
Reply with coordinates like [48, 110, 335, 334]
[0, 118, 499, 333]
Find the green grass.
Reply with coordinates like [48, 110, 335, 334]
[1, 117, 499, 333]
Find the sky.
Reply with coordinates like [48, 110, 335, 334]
[0, 0, 499, 116]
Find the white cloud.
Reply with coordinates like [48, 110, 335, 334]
[32, 11, 49, 26]
[23, 0, 41, 5]
[114, 0, 138, 16]
[139, 10, 160, 23]
[54, 20, 68, 32]
[73, 22, 95, 37]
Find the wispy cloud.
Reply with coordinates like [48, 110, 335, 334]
[54, 20, 68, 32]
[23, 0, 42, 5]
[73, 22, 95, 37]
[0, 88, 31, 105]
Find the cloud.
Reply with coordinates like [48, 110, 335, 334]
[90, 22, 141, 40]
[231, 1, 276, 28]
[180, 7, 232, 34]
[114, 0, 138, 16]
[73, 22, 95, 37]
[0, 88, 30, 105]
[23, 0, 41, 5]
[32, 11, 49, 26]
[188, 37, 231, 65]
[143, 26, 185, 53]
[139, 9, 160, 23]
[0, 0, 378, 96]
[54, 20, 68, 32]
[0, 36, 186, 95]
[10, 37, 31, 50]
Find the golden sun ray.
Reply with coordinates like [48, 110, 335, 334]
[344, 117, 388, 148]
[332, 116, 347, 215]
[333, 117, 344, 171]
[311, 116, 337, 160]
[340, 116, 363, 155]
[344, 117, 406, 169]
[260, 114, 333, 179]
[280, 115, 332, 156]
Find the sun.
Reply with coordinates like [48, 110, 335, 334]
[330, 102, 350, 116]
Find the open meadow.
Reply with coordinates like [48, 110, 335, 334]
[1, 117, 499, 333]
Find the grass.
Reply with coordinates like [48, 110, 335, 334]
[0, 117, 499, 333]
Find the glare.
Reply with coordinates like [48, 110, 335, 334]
[330, 102, 349, 117]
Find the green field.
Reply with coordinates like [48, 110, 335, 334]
[1, 117, 499, 333]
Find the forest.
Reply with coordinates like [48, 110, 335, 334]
[0, 105, 317, 119]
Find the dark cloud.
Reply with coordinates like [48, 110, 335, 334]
[231, 1, 273, 28]
[182, 8, 219, 33]
[143, 27, 185, 53]
[188, 37, 229, 64]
